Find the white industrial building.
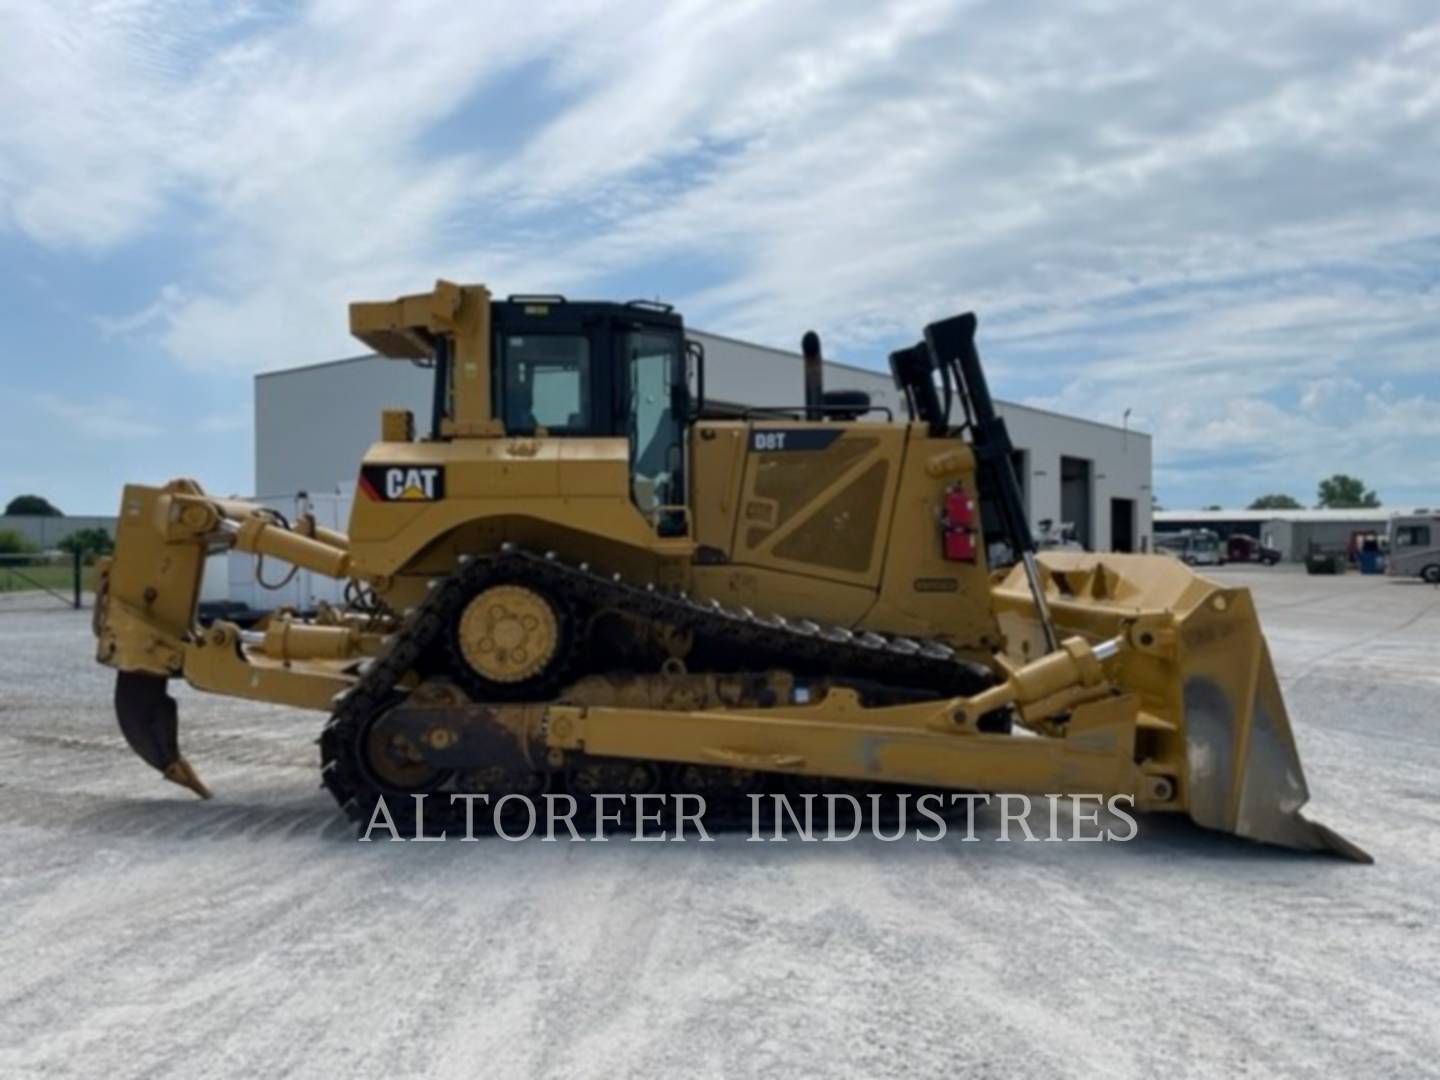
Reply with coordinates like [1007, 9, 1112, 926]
[1155, 507, 1429, 562]
[250, 329, 1152, 603]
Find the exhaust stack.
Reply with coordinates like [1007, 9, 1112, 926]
[802, 330, 824, 419]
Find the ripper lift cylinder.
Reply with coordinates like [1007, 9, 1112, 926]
[229, 517, 351, 579]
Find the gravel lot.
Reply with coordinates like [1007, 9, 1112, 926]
[2, 567, 1437, 1079]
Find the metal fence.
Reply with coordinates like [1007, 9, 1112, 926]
[0, 549, 85, 609]
[0, 515, 115, 549]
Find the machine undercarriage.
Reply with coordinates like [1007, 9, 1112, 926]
[318, 544, 999, 835]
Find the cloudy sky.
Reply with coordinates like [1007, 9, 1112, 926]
[2, 0, 1437, 513]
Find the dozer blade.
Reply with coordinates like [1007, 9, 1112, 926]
[114, 672, 212, 799]
[1183, 636, 1370, 862]
[993, 552, 1371, 863]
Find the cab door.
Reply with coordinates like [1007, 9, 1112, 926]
[732, 424, 906, 587]
[618, 327, 686, 521]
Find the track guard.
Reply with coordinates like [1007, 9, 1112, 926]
[114, 672, 211, 799]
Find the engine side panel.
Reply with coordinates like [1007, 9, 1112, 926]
[731, 423, 904, 587]
[686, 420, 1000, 647]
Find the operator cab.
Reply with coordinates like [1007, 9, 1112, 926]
[486, 297, 691, 518]
[352, 284, 698, 533]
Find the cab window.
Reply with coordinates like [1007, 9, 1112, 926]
[501, 335, 591, 433]
[624, 331, 682, 513]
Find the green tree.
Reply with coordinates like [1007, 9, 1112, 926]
[0, 529, 38, 555]
[1248, 493, 1302, 510]
[4, 494, 62, 516]
[1315, 475, 1380, 509]
[58, 527, 114, 562]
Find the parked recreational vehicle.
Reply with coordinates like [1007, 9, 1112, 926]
[1386, 512, 1440, 583]
[1155, 528, 1223, 567]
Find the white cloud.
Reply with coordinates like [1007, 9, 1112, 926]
[94, 284, 188, 338]
[1299, 376, 1363, 415]
[2, 0, 1439, 505]
[0, 0, 222, 249]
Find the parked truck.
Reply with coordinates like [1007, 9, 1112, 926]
[1226, 534, 1281, 565]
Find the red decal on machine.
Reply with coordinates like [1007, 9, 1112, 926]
[941, 487, 977, 562]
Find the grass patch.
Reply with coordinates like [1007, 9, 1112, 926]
[0, 562, 97, 595]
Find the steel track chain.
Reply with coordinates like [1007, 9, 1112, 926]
[320, 545, 994, 834]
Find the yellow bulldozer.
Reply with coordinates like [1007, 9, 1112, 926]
[92, 281, 1366, 858]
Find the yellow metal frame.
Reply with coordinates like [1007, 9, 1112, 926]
[183, 623, 352, 710]
[88, 282, 1368, 861]
[546, 689, 1169, 810]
